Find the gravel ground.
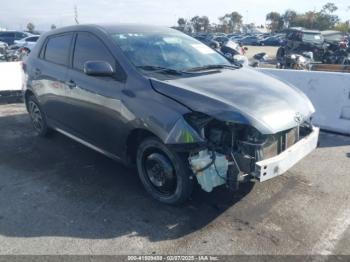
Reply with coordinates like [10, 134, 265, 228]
[0, 103, 349, 257]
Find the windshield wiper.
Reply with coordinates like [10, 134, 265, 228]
[185, 64, 241, 72]
[137, 65, 193, 75]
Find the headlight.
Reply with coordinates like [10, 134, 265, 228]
[164, 112, 213, 145]
[184, 112, 212, 135]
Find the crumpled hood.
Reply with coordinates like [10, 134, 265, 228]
[151, 67, 315, 134]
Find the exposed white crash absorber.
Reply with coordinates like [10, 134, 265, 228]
[189, 150, 229, 192]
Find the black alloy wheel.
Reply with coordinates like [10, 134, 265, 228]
[136, 137, 193, 204]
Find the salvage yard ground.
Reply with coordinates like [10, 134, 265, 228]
[0, 103, 350, 255]
[245, 45, 278, 61]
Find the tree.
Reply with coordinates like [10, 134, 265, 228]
[305, 11, 317, 29]
[321, 2, 338, 13]
[218, 15, 230, 33]
[316, 2, 339, 30]
[50, 24, 57, 30]
[26, 22, 35, 33]
[219, 11, 242, 33]
[266, 12, 283, 32]
[282, 10, 297, 28]
[190, 16, 210, 32]
[334, 21, 350, 33]
[177, 18, 186, 27]
[230, 12, 243, 31]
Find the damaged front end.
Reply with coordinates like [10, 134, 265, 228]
[170, 112, 319, 193]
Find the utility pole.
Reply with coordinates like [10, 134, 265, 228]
[74, 5, 79, 24]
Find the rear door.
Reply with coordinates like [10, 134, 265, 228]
[64, 32, 127, 156]
[31, 33, 73, 126]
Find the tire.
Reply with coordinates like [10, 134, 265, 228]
[27, 95, 51, 137]
[136, 137, 193, 204]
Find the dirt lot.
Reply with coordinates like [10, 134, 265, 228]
[0, 103, 350, 256]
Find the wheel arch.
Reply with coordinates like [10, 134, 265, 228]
[126, 128, 159, 165]
[24, 89, 35, 111]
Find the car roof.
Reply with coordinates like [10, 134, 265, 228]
[287, 27, 321, 34]
[0, 30, 31, 34]
[321, 30, 342, 35]
[45, 24, 178, 36]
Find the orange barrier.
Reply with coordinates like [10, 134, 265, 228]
[309, 64, 350, 73]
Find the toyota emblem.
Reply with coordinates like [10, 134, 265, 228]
[294, 112, 303, 124]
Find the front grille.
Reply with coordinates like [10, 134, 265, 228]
[236, 127, 301, 174]
[261, 127, 299, 160]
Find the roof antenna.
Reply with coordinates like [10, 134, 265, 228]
[74, 5, 79, 24]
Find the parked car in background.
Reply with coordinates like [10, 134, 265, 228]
[0, 41, 8, 61]
[212, 36, 229, 46]
[24, 24, 319, 204]
[194, 36, 219, 49]
[13, 35, 40, 52]
[0, 41, 7, 53]
[213, 33, 226, 37]
[259, 36, 284, 46]
[278, 28, 326, 63]
[0, 31, 32, 45]
[230, 35, 244, 42]
[322, 38, 350, 65]
[322, 30, 345, 44]
[227, 33, 240, 38]
[239, 35, 261, 45]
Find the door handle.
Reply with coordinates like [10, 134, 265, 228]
[66, 80, 76, 89]
[34, 68, 41, 76]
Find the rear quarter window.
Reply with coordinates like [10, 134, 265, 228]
[44, 33, 72, 66]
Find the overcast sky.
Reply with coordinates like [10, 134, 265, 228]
[0, 0, 349, 30]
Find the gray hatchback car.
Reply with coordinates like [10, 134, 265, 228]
[24, 24, 319, 204]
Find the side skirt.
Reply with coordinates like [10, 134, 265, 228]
[54, 127, 123, 163]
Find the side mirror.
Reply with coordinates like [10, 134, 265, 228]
[84, 61, 114, 76]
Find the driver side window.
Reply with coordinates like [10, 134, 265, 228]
[73, 32, 115, 72]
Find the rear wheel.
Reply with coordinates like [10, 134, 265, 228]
[136, 137, 193, 204]
[27, 95, 51, 137]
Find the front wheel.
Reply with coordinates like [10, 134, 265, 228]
[136, 137, 193, 204]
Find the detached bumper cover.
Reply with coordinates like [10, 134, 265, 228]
[255, 127, 319, 182]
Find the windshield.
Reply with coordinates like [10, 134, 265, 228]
[110, 31, 230, 73]
[302, 33, 324, 43]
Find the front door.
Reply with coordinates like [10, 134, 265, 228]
[63, 32, 128, 157]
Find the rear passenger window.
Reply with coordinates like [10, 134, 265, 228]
[73, 32, 115, 71]
[44, 34, 72, 66]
